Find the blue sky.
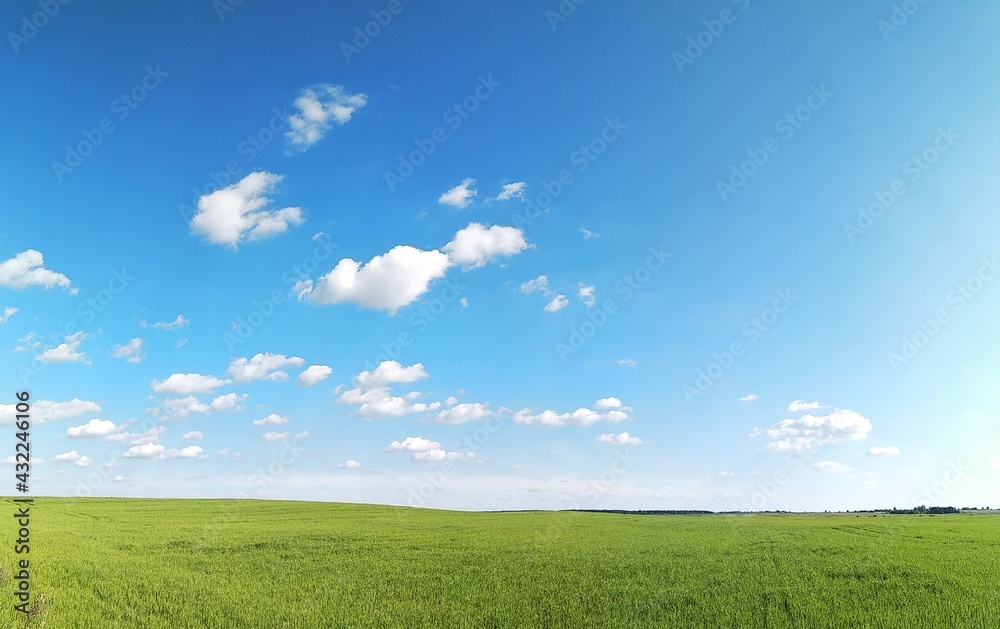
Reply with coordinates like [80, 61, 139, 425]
[2, 0, 999, 511]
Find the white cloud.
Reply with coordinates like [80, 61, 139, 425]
[227, 353, 305, 383]
[285, 84, 366, 151]
[356, 361, 429, 388]
[340, 388, 441, 419]
[514, 399, 631, 427]
[763, 407, 873, 452]
[438, 178, 477, 208]
[594, 397, 623, 410]
[386, 436, 440, 452]
[141, 315, 189, 331]
[38, 332, 89, 364]
[520, 275, 550, 295]
[0, 249, 72, 290]
[787, 400, 822, 413]
[0, 399, 101, 425]
[386, 436, 473, 462]
[616, 358, 638, 368]
[296, 245, 450, 312]
[262, 432, 291, 442]
[544, 295, 569, 313]
[67, 419, 117, 438]
[53, 450, 93, 467]
[496, 182, 525, 201]
[740, 394, 759, 402]
[297, 365, 332, 386]
[337, 460, 361, 469]
[152, 392, 247, 420]
[865, 446, 901, 457]
[436, 403, 493, 425]
[112, 338, 144, 364]
[580, 228, 599, 239]
[151, 373, 231, 395]
[578, 283, 596, 308]
[190, 171, 303, 248]
[0, 307, 17, 324]
[444, 223, 528, 269]
[814, 461, 854, 474]
[252, 413, 288, 426]
[182, 431, 204, 441]
[122, 444, 204, 460]
[597, 432, 645, 445]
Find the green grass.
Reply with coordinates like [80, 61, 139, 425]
[1, 498, 998, 627]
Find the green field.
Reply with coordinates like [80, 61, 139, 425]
[1, 498, 998, 627]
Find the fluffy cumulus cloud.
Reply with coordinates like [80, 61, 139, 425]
[296, 365, 332, 386]
[386, 436, 474, 462]
[190, 171, 303, 248]
[151, 373, 231, 395]
[355, 361, 428, 388]
[285, 84, 366, 151]
[182, 431, 204, 441]
[112, 338, 144, 364]
[227, 353, 305, 383]
[865, 446, 901, 456]
[53, 450, 93, 467]
[0, 307, 17, 324]
[578, 283, 596, 307]
[544, 295, 569, 313]
[496, 182, 526, 201]
[0, 249, 72, 290]
[152, 393, 248, 420]
[0, 399, 101, 425]
[252, 413, 288, 426]
[814, 461, 854, 473]
[38, 332, 89, 364]
[67, 419, 117, 438]
[262, 432, 291, 442]
[296, 245, 450, 312]
[436, 403, 494, 425]
[444, 223, 529, 269]
[438, 178, 478, 208]
[740, 394, 759, 402]
[338, 362, 440, 419]
[762, 406, 873, 452]
[597, 432, 645, 446]
[296, 223, 527, 312]
[337, 460, 361, 469]
[787, 400, 822, 413]
[513, 399, 632, 427]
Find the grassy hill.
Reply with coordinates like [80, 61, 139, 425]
[2, 498, 998, 627]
